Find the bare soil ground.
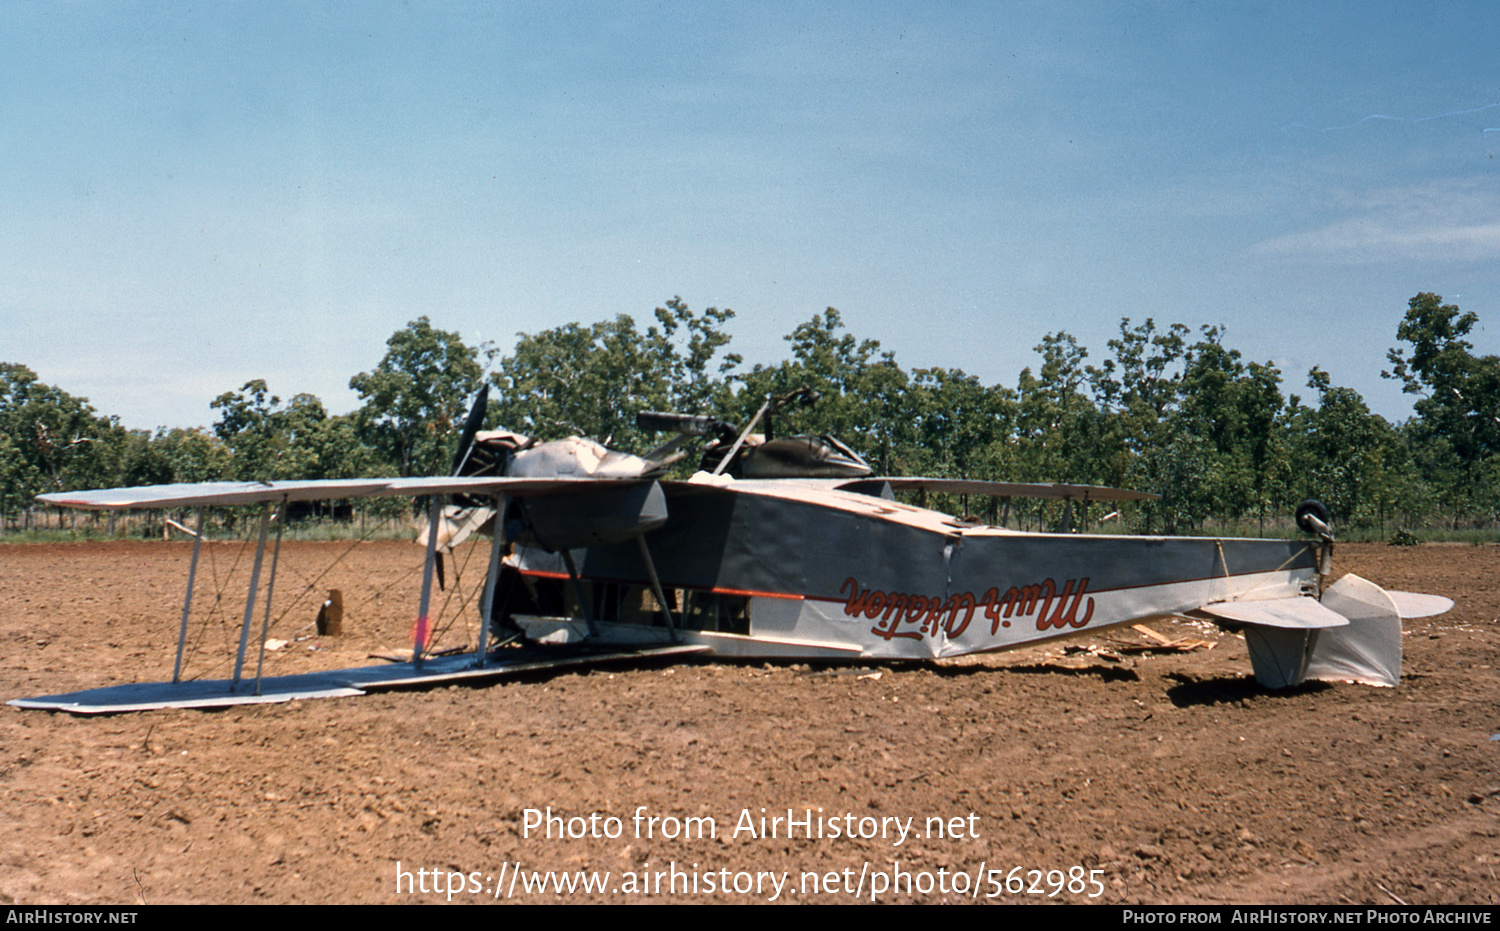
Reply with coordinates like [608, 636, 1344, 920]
[1, 539, 1497, 905]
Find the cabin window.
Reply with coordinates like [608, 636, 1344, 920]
[512, 575, 748, 635]
[678, 588, 750, 635]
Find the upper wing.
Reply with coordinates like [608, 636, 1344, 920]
[37, 479, 400, 511]
[36, 475, 647, 511]
[836, 477, 1160, 502]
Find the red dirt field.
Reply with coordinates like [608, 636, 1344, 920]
[1, 539, 1498, 904]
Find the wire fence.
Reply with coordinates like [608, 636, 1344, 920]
[1, 505, 418, 542]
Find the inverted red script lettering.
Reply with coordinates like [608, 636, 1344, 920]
[840, 576, 1095, 642]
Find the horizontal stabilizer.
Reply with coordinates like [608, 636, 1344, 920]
[1200, 597, 1349, 629]
[1387, 590, 1454, 619]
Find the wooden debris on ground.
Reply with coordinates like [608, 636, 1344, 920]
[1128, 622, 1215, 652]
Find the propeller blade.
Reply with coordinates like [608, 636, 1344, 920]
[450, 383, 491, 476]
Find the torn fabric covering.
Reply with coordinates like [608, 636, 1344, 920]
[1304, 574, 1402, 688]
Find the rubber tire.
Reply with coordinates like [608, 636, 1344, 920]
[1295, 499, 1332, 536]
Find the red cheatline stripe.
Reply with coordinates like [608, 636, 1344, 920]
[519, 570, 805, 602]
[710, 587, 803, 600]
[523, 564, 1313, 608]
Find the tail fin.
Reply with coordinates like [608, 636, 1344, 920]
[1241, 625, 1318, 690]
[1240, 574, 1404, 689]
[1301, 574, 1403, 687]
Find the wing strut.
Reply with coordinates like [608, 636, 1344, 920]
[711, 397, 771, 476]
[171, 507, 205, 684]
[252, 497, 289, 695]
[636, 536, 679, 642]
[413, 495, 443, 669]
[559, 550, 600, 638]
[231, 503, 272, 689]
[473, 494, 508, 669]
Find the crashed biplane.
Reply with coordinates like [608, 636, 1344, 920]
[13, 387, 1452, 714]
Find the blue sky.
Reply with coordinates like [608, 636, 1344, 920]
[3, 2, 1497, 432]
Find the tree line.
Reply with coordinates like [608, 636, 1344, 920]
[3, 293, 1496, 537]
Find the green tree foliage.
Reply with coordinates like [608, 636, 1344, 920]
[350, 317, 484, 476]
[1013, 332, 1101, 486]
[1175, 329, 1286, 527]
[211, 380, 293, 481]
[1287, 368, 1413, 528]
[1088, 318, 1189, 486]
[212, 382, 374, 481]
[0, 425, 38, 520]
[10, 291, 1499, 537]
[907, 366, 1016, 482]
[0, 363, 126, 516]
[126, 427, 231, 486]
[490, 298, 740, 453]
[1082, 323, 1291, 532]
[1385, 292, 1500, 526]
[1085, 320, 1190, 531]
[735, 309, 913, 469]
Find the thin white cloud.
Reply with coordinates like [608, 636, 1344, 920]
[1252, 180, 1500, 263]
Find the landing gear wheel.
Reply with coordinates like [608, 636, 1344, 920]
[1295, 499, 1332, 536]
